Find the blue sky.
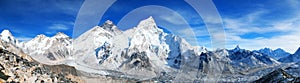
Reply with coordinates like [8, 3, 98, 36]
[0, 0, 299, 53]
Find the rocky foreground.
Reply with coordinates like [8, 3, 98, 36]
[0, 48, 82, 83]
[0, 45, 157, 83]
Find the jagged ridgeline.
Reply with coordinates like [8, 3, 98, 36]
[0, 17, 300, 82]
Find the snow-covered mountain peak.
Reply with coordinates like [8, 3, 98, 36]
[1, 30, 13, 37]
[21, 32, 72, 64]
[52, 32, 69, 39]
[233, 45, 241, 52]
[3, 17, 297, 82]
[127, 19, 164, 52]
[0, 30, 18, 44]
[136, 16, 160, 31]
[88, 26, 114, 36]
[99, 20, 122, 35]
[26, 34, 50, 45]
[257, 47, 290, 60]
[33, 34, 49, 40]
[104, 20, 113, 25]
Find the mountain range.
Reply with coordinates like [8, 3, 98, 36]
[0, 16, 300, 82]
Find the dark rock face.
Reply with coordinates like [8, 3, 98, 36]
[0, 71, 10, 80]
[130, 52, 151, 68]
[47, 52, 56, 60]
[119, 51, 152, 70]
[95, 42, 111, 64]
[254, 68, 300, 83]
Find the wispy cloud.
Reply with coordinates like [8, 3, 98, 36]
[48, 24, 69, 30]
[223, 0, 300, 53]
[46, 23, 72, 35]
[159, 13, 186, 25]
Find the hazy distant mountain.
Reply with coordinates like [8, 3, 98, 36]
[278, 47, 300, 63]
[20, 32, 72, 64]
[255, 48, 290, 60]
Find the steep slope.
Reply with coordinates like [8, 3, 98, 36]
[0, 31, 32, 61]
[72, 17, 202, 79]
[22, 32, 72, 64]
[255, 48, 290, 60]
[100, 20, 122, 35]
[174, 49, 234, 82]
[117, 17, 201, 78]
[278, 47, 300, 63]
[0, 30, 19, 45]
[72, 20, 120, 69]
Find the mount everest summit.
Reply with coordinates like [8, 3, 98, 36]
[1, 16, 300, 82]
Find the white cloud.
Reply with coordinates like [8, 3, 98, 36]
[223, 10, 272, 34]
[192, 26, 210, 37]
[226, 32, 300, 53]
[220, 0, 300, 53]
[159, 13, 186, 25]
[46, 23, 70, 35]
[246, 10, 267, 22]
[224, 10, 300, 53]
[48, 24, 69, 30]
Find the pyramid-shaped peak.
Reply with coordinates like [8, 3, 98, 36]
[0, 29, 18, 44]
[101, 20, 116, 29]
[234, 45, 241, 50]
[53, 32, 69, 38]
[140, 16, 155, 24]
[99, 20, 121, 34]
[137, 16, 158, 30]
[146, 16, 154, 21]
